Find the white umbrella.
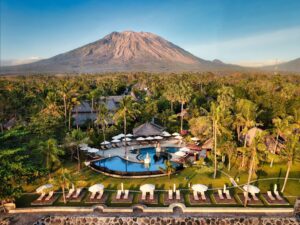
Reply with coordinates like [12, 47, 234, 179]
[122, 137, 132, 142]
[179, 147, 190, 152]
[154, 136, 163, 140]
[36, 184, 53, 193]
[136, 137, 145, 141]
[172, 132, 180, 136]
[88, 148, 99, 153]
[140, 184, 155, 192]
[175, 135, 183, 140]
[162, 131, 171, 137]
[80, 146, 89, 151]
[126, 134, 133, 137]
[89, 184, 104, 193]
[79, 143, 88, 148]
[111, 139, 121, 143]
[175, 151, 186, 157]
[191, 137, 199, 141]
[243, 185, 260, 194]
[191, 184, 208, 192]
[145, 136, 154, 140]
[101, 141, 110, 145]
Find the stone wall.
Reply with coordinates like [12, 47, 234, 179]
[32, 215, 299, 225]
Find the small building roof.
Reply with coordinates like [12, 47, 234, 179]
[245, 127, 263, 146]
[72, 101, 93, 113]
[201, 138, 213, 150]
[133, 122, 164, 137]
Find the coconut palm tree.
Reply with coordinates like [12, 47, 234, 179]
[176, 81, 192, 132]
[52, 168, 74, 204]
[64, 129, 90, 172]
[272, 116, 292, 153]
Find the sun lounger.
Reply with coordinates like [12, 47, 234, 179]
[97, 190, 103, 200]
[225, 190, 231, 200]
[176, 190, 180, 200]
[193, 191, 199, 201]
[251, 193, 259, 201]
[66, 189, 75, 199]
[123, 190, 129, 199]
[37, 192, 46, 201]
[267, 191, 275, 201]
[116, 190, 122, 200]
[73, 188, 82, 198]
[90, 192, 97, 199]
[218, 190, 224, 200]
[274, 190, 283, 200]
[168, 190, 173, 200]
[141, 192, 146, 200]
[150, 191, 154, 200]
[100, 146, 106, 150]
[200, 191, 206, 200]
[45, 191, 54, 201]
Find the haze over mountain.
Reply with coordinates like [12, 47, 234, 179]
[1, 31, 244, 74]
[262, 58, 300, 73]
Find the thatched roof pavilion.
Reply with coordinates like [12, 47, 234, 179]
[201, 138, 213, 150]
[133, 122, 164, 137]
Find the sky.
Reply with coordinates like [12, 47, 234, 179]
[1, 0, 300, 66]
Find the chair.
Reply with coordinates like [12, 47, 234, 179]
[45, 191, 54, 201]
[218, 190, 224, 200]
[123, 190, 129, 199]
[90, 192, 97, 199]
[66, 189, 75, 199]
[168, 190, 173, 200]
[37, 192, 46, 201]
[73, 188, 82, 198]
[97, 190, 103, 200]
[274, 190, 283, 201]
[193, 191, 199, 201]
[141, 191, 146, 200]
[225, 190, 231, 200]
[116, 190, 122, 200]
[251, 193, 259, 201]
[267, 191, 275, 201]
[149, 191, 154, 200]
[176, 190, 180, 200]
[200, 191, 206, 200]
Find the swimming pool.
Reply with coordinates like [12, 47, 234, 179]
[91, 147, 183, 177]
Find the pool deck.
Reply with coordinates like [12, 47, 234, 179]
[96, 140, 184, 163]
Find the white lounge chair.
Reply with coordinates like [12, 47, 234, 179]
[225, 190, 231, 200]
[149, 191, 154, 200]
[251, 193, 259, 201]
[123, 190, 129, 199]
[97, 190, 103, 200]
[176, 190, 180, 200]
[218, 190, 224, 200]
[168, 190, 173, 200]
[66, 188, 75, 199]
[73, 188, 82, 199]
[267, 191, 275, 201]
[141, 191, 146, 200]
[116, 190, 122, 200]
[37, 192, 46, 201]
[90, 192, 97, 199]
[193, 191, 199, 201]
[45, 191, 54, 201]
[200, 191, 206, 200]
[274, 190, 283, 201]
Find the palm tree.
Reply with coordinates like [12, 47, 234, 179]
[163, 83, 177, 112]
[64, 129, 90, 172]
[221, 140, 237, 171]
[159, 160, 176, 179]
[272, 116, 292, 153]
[176, 81, 192, 132]
[244, 130, 267, 207]
[280, 129, 300, 192]
[52, 168, 74, 204]
[113, 96, 140, 157]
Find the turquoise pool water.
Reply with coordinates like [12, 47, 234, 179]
[92, 147, 181, 173]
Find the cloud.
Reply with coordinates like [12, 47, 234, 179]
[1, 57, 43, 66]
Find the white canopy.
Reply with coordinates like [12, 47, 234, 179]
[140, 184, 155, 192]
[179, 147, 190, 152]
[175, 135, 183, 140]
[136, 137, 145, 141]
[111, 139, 121, 143]
[122, 137, 132, 142]
[89, 184, 104, 193]
[243, 184, 260, 194]
[112, 134, 125, 140]
[175, 151, 186, 157]
[88, 148, 99, 153]
[36, 184, 53, 193]
[80, 146, 89, 151]
[145, 136, 154, 140]
[172, 132, 180, 136]
[101, 141, 110, 145]
[191, 137, 200, 141]
[126, 134, 133, 137]
[162, 131, 171, 137]
[154, 136, 163, 140]
[79, 143, 88, 148]
[192, 184, 208, 192]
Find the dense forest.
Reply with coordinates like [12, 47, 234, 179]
[1, 72, 300, 202]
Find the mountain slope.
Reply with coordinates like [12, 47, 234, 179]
[262, 58, 300, 73]
[1, 31, 243, 74]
